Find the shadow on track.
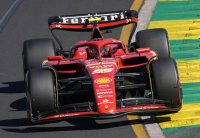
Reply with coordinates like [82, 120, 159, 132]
[1, 117, 142, 133]
[0, 118, 28, 127]
[0, 81, 25, 94]
[0, 81, 26, 111]
[10, 97, 26, 111]
[154, 116, 171, 123]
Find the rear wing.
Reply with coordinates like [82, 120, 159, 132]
[48, 10, 138, 31]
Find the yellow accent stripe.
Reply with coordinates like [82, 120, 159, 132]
[157, 104, 200, 129]
[120, 0, 149, 137]
[120, 24, 133, 44]
[130, 0, 144, 11]
[177, 59, 200, 83]
[120, 0, 144, 44]
[127, 115, 148, 138]
[149, 19, 200, 40]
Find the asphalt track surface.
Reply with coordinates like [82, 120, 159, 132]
[0, 0, 142, 138]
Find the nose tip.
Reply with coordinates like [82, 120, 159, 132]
[98, 104, 116, 114]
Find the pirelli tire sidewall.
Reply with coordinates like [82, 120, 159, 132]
[150, 58, 182, 108]
[26, 69, 56, 120]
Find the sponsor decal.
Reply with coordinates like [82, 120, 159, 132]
[89, 64, 113, 69]
[98, 102, 114, 105]
[96, 88, 112, 92]
[97, 95, 113, 98]
[105, 105, 109, 110]
[98, 84, 109, 88]
[97, 91, 112, 95]
[61, 12, 126, 24]
[95, 77, 112, 84]
[97, 95, 103, 98]
[79, 51, 86, 55]
[92, 68, 113, 74]
[102, 99, 109, 103]
[86, 62, 117, 68]
[56, 24, 61, 28]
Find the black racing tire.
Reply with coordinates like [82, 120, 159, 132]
[136, 28, 170, 58]
[26, 69, 56, 121]
[23, 38, 56, 74]
[151, 58, 182, 108]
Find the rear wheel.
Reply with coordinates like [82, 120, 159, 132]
[150, 58, 182, 108]
[23, 38, 56, 74]
[26, 69, 56, 122]
[136, 28, 170, 58]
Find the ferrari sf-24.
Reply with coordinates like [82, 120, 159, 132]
[23, 10, 182, 123]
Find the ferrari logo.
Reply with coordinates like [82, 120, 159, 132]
[56, 24, 61, 28]
[105, 105, 108, 110]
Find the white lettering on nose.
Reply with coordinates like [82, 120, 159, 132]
[92, 68, 113, 74]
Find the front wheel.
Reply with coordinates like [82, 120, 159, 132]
[26, 69, 56, 122]
[150, 58, 182, 108]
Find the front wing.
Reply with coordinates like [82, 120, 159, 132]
[31, 98, 181, 123]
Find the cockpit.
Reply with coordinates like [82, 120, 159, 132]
[71, 42, 126, 60]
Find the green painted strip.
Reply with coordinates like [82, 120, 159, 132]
[151, 0, 200, 133]
[152, 1, 200, 20]
[182, 82, 200, 104]
[170, 39, 200, 60]
[162, 124, 200, 134]
[183, 95, 200, 104]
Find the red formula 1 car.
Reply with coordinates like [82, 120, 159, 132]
[23, 10, 182, 123]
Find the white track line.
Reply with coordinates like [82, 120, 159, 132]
[0, 0, 23, 32]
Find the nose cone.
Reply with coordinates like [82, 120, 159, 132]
[94, 76, 117, 114]
[86, 60, 117, 114]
